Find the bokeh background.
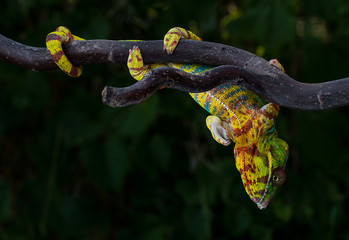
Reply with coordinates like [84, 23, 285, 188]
[1, 0, 349, 239]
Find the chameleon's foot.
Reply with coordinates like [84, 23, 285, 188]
[46, 26, 84, 77]
[206, 115, 231, 146]
[163, 27, 201, 54]
[127, 46, 150, 81]
[269, 59, 285, 73]
[259, 103, 280, 132]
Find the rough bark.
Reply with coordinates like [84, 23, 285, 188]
[1, 33, 349, 110]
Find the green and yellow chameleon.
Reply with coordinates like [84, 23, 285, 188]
[46, 26, 289, 209]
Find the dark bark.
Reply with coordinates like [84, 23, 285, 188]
[1, 33, 349, 110]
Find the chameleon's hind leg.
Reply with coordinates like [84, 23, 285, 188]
[127, 46, 166, 81]
[163, 27, 201, 54]
[206, 115, 231, 146]
[269, 59, 285, 73]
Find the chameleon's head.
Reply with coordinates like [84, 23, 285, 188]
[233, 103, 288, 209]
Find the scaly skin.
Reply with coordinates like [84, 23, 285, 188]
[46, 26, 289, 209]
[46, 26, 85, 77]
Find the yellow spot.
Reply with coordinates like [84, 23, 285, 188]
[46, 40, 62, 55]
[57, 55, 73, 74]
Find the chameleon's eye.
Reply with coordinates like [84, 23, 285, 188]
[272, 175, 279, 182]
[272, 167, 286, 186]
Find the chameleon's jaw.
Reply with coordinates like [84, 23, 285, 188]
[252, 194, 273, 210]
[251, 176, 273, 210]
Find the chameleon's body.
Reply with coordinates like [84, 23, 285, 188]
[46, 27, 289, 209]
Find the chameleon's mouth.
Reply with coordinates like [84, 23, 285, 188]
[252, 195, 273, 210]
[251, 185, 273, 209]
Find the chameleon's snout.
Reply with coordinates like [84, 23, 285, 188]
[252, 196, 272, 210]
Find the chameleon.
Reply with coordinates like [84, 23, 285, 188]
[46, 26, 289, 209]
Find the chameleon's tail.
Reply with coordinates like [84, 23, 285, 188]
[46, 26, 85, 77]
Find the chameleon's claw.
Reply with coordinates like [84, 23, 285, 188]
[127, 46, 150, 81]
[163, 29, 181, 54]
[269, 59, 285, 73]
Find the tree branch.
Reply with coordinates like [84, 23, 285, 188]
[1, 33, 349, 110]
[102, 66, 349, 110]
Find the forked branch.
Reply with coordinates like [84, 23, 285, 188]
[1, 33, 349, 110]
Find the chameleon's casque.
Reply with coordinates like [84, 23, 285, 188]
[46, 26, 289, 209]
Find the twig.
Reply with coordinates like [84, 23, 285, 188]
[102, 66, 349, 110]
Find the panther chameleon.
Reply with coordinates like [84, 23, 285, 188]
[46, 26, 289, 209]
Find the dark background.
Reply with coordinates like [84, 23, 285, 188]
[1, 0, 349, 239]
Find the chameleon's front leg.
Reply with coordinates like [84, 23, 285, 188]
[206, 115, 231, 146]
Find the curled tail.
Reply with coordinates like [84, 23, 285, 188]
[46, 26, 84, 77]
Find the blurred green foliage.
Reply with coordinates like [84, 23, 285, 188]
[1, 0, 349, 239]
